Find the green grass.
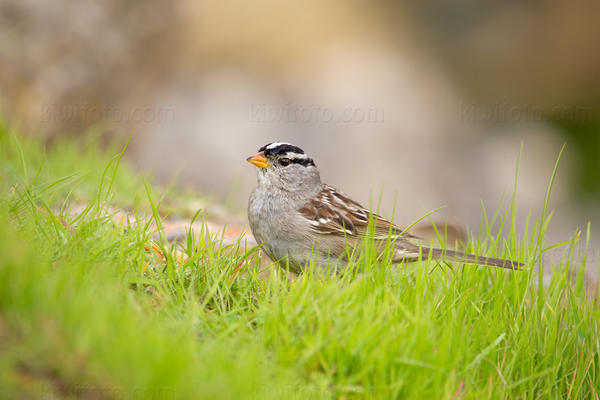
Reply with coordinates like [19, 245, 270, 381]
[0, 123, 598, 399]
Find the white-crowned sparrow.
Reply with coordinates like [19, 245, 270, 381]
[247, 142, 521, 273]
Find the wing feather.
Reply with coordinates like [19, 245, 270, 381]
[298, 185, 522, 269]
[299, 185, 418, 240]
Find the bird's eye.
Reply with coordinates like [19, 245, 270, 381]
[279, 158, 291, 166]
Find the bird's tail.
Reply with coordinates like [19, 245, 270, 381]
[423, 247, 522, 270]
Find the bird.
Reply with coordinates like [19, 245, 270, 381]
[246, 142, 522, 273]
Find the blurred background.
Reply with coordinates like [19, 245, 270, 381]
[1, 0, 599, 272]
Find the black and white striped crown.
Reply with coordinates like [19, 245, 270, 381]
[258, 142, 315, 167]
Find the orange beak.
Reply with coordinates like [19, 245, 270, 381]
[246, 152, 271, 168]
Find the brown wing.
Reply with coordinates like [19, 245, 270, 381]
[298, 185, 419, 240]
[298, 186, 522, 268]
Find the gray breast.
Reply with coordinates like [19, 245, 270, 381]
[248, 187, 319, 270]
